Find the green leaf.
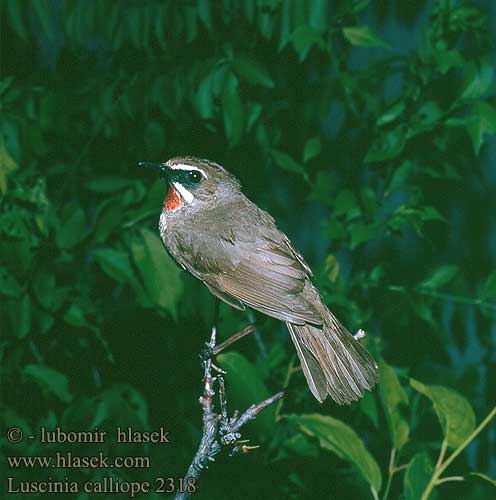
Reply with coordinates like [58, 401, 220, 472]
[0, 76, 15, 96]
[403, 452, 434, 500]
[270, 149, 308, 181]
[0, 136, 18, 194]
[308, 0, 328, 33]
[434, 48, 464, 74]
[351, 0, 372, 14]
[343, 26, 390, 49]
[323, 254, 340, 283]
[0, 268, 22, 298]
[217, 351, 276, 434]
[361, 187, 378, 217]
[35, 306, 54, 334]
[303, 136, 321, 162]
[32, 0, 55, 40]
[415, 101, 443, 127]
[6, 1, 28, 40]
[232, 53, 274, 88]
[349, 222, 378, 249]
[280, 433, 320, 460]
[63, 303, 90, 329]
[360, 391, 379, 428]
[0, 237, 32, 277]
[419, 265, 458, 289]
[379, 360, 409, 450]
[144, 120, 166, 156]
[23, 364, 73, 403]
[324, 219, 347, 240]
[410, 379, 476, 448]
[246, 102, 262, 131]
[198, 0, 213, 30]
[420, 206, 447, 222]
[56, 206, 88, 250]
[413, 299, 436, 328]
[290, 413, 382, 493]
[461, 58, 493, 100]
[482, 270, 496, 298]
[130, 228, 183, 318]
[8, 295, 31, 338]
[466, 101, 496, 155]
[194, 71, 216, 119]
[222, 73, 244, 147]
[94, 200, 124, 242]
[290, 26, 325, 61]
[377, 100, 406, 126]
[93, 248, 135, 283]
[278, 0, 291, 50]
[334, 189, 359, 217]
[365, 126, 407, 163]
[184, 5, 198, 43]
[469, 473, 496, 487]
[32, 271, 56, 310]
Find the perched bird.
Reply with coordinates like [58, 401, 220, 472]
[139, 157, 378, 404]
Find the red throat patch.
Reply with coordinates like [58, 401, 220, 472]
[164, 185, 182, 212]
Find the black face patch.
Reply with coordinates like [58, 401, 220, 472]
[171, 169, 204, 189]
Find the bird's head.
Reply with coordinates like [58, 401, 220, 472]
[138, 156, 241, 213]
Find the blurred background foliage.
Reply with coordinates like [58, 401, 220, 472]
[1, 1, 495, 499]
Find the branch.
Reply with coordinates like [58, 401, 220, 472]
[435, 476, 465, 486]
[420, 406, 496, 500]
[174, 325, 284, 500]
[212, 324, 255, 356]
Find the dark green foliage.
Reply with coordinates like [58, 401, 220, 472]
[1, 1, 495, 499]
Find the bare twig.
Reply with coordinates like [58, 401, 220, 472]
[230, 391, 284, 435]
[174, 325, 284, 500]
[436, 476, 465, 485]
[212, 324, 255, 355]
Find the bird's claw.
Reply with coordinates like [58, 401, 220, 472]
[200, 345, 215, 361]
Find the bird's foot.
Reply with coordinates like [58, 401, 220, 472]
[200, 344, 215, 361]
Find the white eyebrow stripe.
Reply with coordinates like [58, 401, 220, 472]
[172, 181, 194, 204]
[168, 164, 208, 178]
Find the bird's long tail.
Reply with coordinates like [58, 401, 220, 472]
[286, 313, 379, 404]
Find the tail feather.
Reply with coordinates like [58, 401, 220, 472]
[287, 324, 327, 402]
[287, 315, 379, 405]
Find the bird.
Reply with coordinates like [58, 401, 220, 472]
[139, 156, 379, 405]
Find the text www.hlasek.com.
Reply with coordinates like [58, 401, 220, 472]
[7, 452, 150, 469]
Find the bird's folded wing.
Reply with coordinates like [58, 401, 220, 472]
[204, 242, 322, 326]
[173, 200, 322, 325]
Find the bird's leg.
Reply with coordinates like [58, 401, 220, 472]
[199, 344, 215, 362]
[247, 310, 267, 359]
[212, 298, 220, 327]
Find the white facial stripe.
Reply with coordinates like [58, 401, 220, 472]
[172, 181, 194, 204]
[168, 164, 208, 178]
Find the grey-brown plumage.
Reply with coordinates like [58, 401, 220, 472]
[148, 156, 378, 404]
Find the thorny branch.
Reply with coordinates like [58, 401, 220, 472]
[174, 325, 284, 500]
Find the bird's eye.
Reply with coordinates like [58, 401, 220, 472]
[188, 170, 202, 184]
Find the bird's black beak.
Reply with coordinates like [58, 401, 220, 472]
[137, 161, 170, 179]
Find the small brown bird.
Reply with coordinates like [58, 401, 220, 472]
[139, 157, 378, 404]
